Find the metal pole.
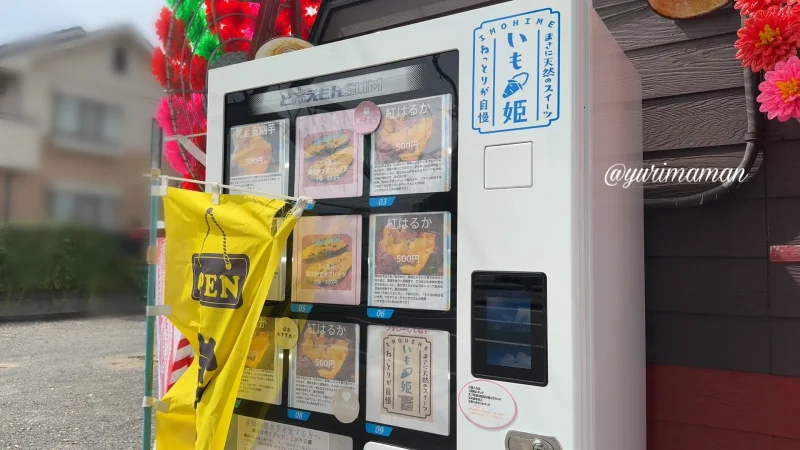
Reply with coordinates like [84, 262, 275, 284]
[142, 119, 163, 450]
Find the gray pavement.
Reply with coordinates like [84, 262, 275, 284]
[0, 316, 148, 449]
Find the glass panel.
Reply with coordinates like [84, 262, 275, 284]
[51, 191, 76, 222]
[98, 197, 117, 229]
[83, 103, 103, 141]
[223, 51, 459, 447]
[54, 96, 80, 136]
[101, 107, 122, 144]
[74, 194, 97, 226]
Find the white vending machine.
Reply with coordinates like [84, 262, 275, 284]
[207, 1, 644, 449]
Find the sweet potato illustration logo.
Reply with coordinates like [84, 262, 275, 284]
[191, 207, 250, 309]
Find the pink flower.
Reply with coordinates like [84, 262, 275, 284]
[735, 0, 784, 16]
[758, 55, 800, 121]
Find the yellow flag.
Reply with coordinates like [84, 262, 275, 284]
[155, 187, 297, 450]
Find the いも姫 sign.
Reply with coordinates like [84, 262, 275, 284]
[472, 8, 561, 134]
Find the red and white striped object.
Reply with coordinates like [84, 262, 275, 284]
[155, 237, 194, 398]
[168, 337, 193, 391]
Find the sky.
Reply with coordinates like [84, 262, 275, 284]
[0, 0, 164, 46]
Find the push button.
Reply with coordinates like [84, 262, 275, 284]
[484, 142, 533, 190]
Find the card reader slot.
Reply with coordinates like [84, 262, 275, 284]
[474, 337, 545, 349]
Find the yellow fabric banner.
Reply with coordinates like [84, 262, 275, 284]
[155, 187, 297, 450]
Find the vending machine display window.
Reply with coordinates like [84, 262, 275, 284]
[221, 51, 459, 450]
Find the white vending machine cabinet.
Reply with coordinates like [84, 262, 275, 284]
[207, 1, 644, 449]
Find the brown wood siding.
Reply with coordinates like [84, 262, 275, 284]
[599, 0, 800, 448]
[630, 34, 741, 100]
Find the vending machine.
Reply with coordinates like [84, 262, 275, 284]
[206, 0, 644, 449]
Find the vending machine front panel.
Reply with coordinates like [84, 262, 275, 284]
[208, 1, 644, 449]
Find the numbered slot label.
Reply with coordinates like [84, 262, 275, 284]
[365, 423, 394, 437]
[287, 409, 311, 421]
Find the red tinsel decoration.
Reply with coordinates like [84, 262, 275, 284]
[205, 0, 260, 53]
[301, 0, 321, 26]
[189, 55, 208, 91]
[152, 51, 207, 92]
[155, 7, 172, 43]
[155, 94, 207, 192]
[152, 47, 168, 87]
[152, 7, 198, 91]
[275, 7, 292, 37]
[151, 0, 322, 186]
[155, 7, 191, 63]
[271, 0, 321, 39]
[152, 50, 188, 91]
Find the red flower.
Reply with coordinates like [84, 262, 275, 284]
[735, 6, 800, 72]
[734, 0, 784, 16]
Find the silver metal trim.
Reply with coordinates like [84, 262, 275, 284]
[506, 430, 562, 450]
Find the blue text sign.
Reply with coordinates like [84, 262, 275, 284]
[472, 8, 561, 134]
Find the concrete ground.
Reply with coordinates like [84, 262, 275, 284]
[0, 316, 148, 449]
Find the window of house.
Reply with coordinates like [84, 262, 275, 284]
[53, 95, 123, 145]
[0, 73, 21, 118]
[113, 46, 128, 75]
[51, 190, 118, 229]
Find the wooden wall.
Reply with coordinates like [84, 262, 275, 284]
[597, 1, 800, 448]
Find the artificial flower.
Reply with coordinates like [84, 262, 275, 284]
[155, 94, 207, 189]
[189, 55, 209, 91]
[152, 47, 168, 88]
[155, 7, 192, 63]
[195, 31, 222, 61]
[758, 55, 800, 121]
[734, 0, 784, 16]
[735, 6, 800, 72]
